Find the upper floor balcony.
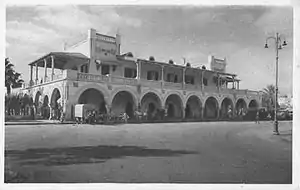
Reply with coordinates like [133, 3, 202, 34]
[25, 69, 261, 98]
[25, 51, 261, 98]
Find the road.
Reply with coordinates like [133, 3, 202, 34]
[5, 121, 292, 183]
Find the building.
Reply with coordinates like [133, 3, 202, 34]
[19, 28, 262, 121]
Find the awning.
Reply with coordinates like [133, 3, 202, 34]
[28, 52, 90, 70]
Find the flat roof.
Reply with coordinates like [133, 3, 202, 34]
[28, 52, 89, 69]
[137, 58, 237, 77]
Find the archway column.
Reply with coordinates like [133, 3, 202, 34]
[182, 106, 186, 119]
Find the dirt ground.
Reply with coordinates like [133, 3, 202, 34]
[5, 121, 292, 183]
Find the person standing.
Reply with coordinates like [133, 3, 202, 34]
[255, 111, 260, 124]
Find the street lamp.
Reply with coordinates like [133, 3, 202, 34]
[264, 33, 287, 135]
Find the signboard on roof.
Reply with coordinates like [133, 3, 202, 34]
[209, 55, 227, 73]
[94, 33, 118, 59]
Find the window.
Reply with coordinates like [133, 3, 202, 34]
[185, 75, 195, 85]
[72, 66, 78, 71]
[203, 78, 208, 86]
[147, 71, 159, 81]
[124, 68, 137, 78]
[166, 73, 179, 83]
[101, 65, 110, 75]
[80, 64, 88, 73]
[174, 75, 178, 83]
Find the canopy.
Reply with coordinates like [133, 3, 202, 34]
[28, 52, 90, 70]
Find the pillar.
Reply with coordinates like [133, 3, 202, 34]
[232, 76, 235, 89]
[30, 65, 33, 82]
[182, 106, 186, 120]
[51, 55, 55, 81]
[201, 107, 205, 120]
[217, 74, 220, 91]
[201, 70, 204, 91]
[35, 62, 38, 84]
[237, 81, 240, 90]
[182, 68, 186, 89]
[44, 58, 47, 82]
[161, 66, 164, 88]
[136, 61, 141, 80]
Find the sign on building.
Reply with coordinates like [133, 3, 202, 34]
[208, 55, 227, 73]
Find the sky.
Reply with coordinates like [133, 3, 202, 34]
[5, 5, 293, 96]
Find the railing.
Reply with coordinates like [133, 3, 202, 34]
[185, 84, 199, 90]
[77, 73, 109, 82]
[111, 76, 138, 86]
[164, 82, 183, 89]
[203, 86, 218, 93]
[140, 79, 162, 88]
[25, 70, 260, 98]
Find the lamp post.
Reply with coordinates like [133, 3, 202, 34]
[265, 33, 287, 135]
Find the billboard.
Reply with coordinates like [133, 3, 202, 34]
[208, 55, 227, 73]
[93, 33, 118, 60]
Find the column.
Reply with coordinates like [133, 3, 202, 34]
[44, 58, 47, 83]
[201, 70, 204, 91]
[30, 65, 33, 82]
[182, 68, 186, 89]
[217, 74, 220, 91]
[232, 76, 235, 89]
[161, 66, 164, 88]
[35, 62, 38, 84]
[182, 107, 186, 120]
[51, 55, 55, 81]
[201, 107, 205, 120]
[237, 81, 240, 90]
[136, 61, 141, 80]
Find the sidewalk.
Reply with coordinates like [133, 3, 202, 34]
[5, 120, 75, 126]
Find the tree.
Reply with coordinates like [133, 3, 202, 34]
[262, 84, 279, 111]
[5, 58, 24, 95]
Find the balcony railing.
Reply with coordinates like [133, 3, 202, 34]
[77, 72, 109, 83]
[140, 79, 162, 88]
[164, 82, 183, 89]
[111, 76, 138, 86]
[25, 70, 260, 98]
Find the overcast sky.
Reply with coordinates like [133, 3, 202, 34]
[6, 5, 293, 95]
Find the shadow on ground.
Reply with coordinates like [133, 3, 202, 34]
[5, 145, 197, 166]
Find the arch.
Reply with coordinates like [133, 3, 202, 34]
[185, 95, 202, 119]
[111, 91, 137, 119]
[50, 88, 62, 108]
[77, 88, 107, 114]
[247, 99, 259, 120]
[235, 98, 247, 117]
[165, 94, 183, 119]
[163, 91, 185, 107]
[204, 96, 219, 119]
[34, 91, 42, 116]
[50, 88, 62, 120]
[141, 92, 163, 120]
[220, 97, 234, 119]
[111, 86, 138, 107]
[42, 95, 50, 119]
[249, 99, 259, 110]
[74, 84, 110, 106]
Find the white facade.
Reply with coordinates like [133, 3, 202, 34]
[19, 28, 262, 121]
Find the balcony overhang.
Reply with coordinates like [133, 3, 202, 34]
[28, 52, 90, 69]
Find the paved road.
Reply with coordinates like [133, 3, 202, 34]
[5, 121, 292, 183]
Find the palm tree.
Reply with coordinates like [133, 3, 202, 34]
[262, 84, 279, 111]
[5, 58, 24, 94]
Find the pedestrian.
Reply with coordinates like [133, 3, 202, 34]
[122, 112, 129, 123]
[255, 111, 260, 124]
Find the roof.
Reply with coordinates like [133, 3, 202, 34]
[28, 52, 90, 69]
[137, 58, 237, 77]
